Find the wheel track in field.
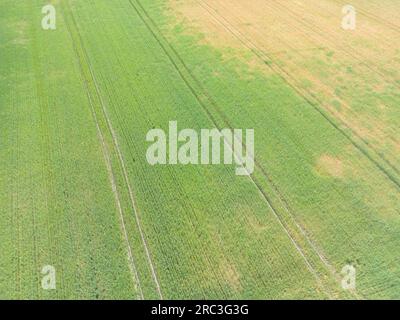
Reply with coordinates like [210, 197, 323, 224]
[196, 0, 400, 194]
[62, 9, 144, 299]
[87, 87, 145, 300]
[203, 1, 361, 298]
[283, 0, 400, 114]
[314, 0, 400, 47]
[106, 111, 236, 296]
[195, 0, 399, 300]
[62, 3, 150, 299]
[197, 1, 336, 273]
[65, 0, 163, 299]
[212, 0, 400, 185]
[201, 0, 400, 230]
[61, 1, 164, 299]
[329, 0, 400, 34]
[243, 0, 400, 202]
[348, 0, 400, 22]
[126, 0, 353, 299]
[314, 0, 400, 46]
[195, 0, 400, 298]
[268, 0, 400, 172]
[194, 0, 362, 298]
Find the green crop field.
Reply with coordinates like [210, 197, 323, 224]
[1, 0, 399, 300]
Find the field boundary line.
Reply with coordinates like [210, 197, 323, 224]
[61, 2, 153, 299]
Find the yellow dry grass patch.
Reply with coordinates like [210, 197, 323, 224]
[169, 0, 237, 48]
[10, 20, 29, 46]
[219, 257, 241, 292]
[247, 214, 267, 233]
[316, 155, 344, 178]
[168, 0, 400, 171]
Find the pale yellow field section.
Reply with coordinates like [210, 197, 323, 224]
[171, 0, 400, 177]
